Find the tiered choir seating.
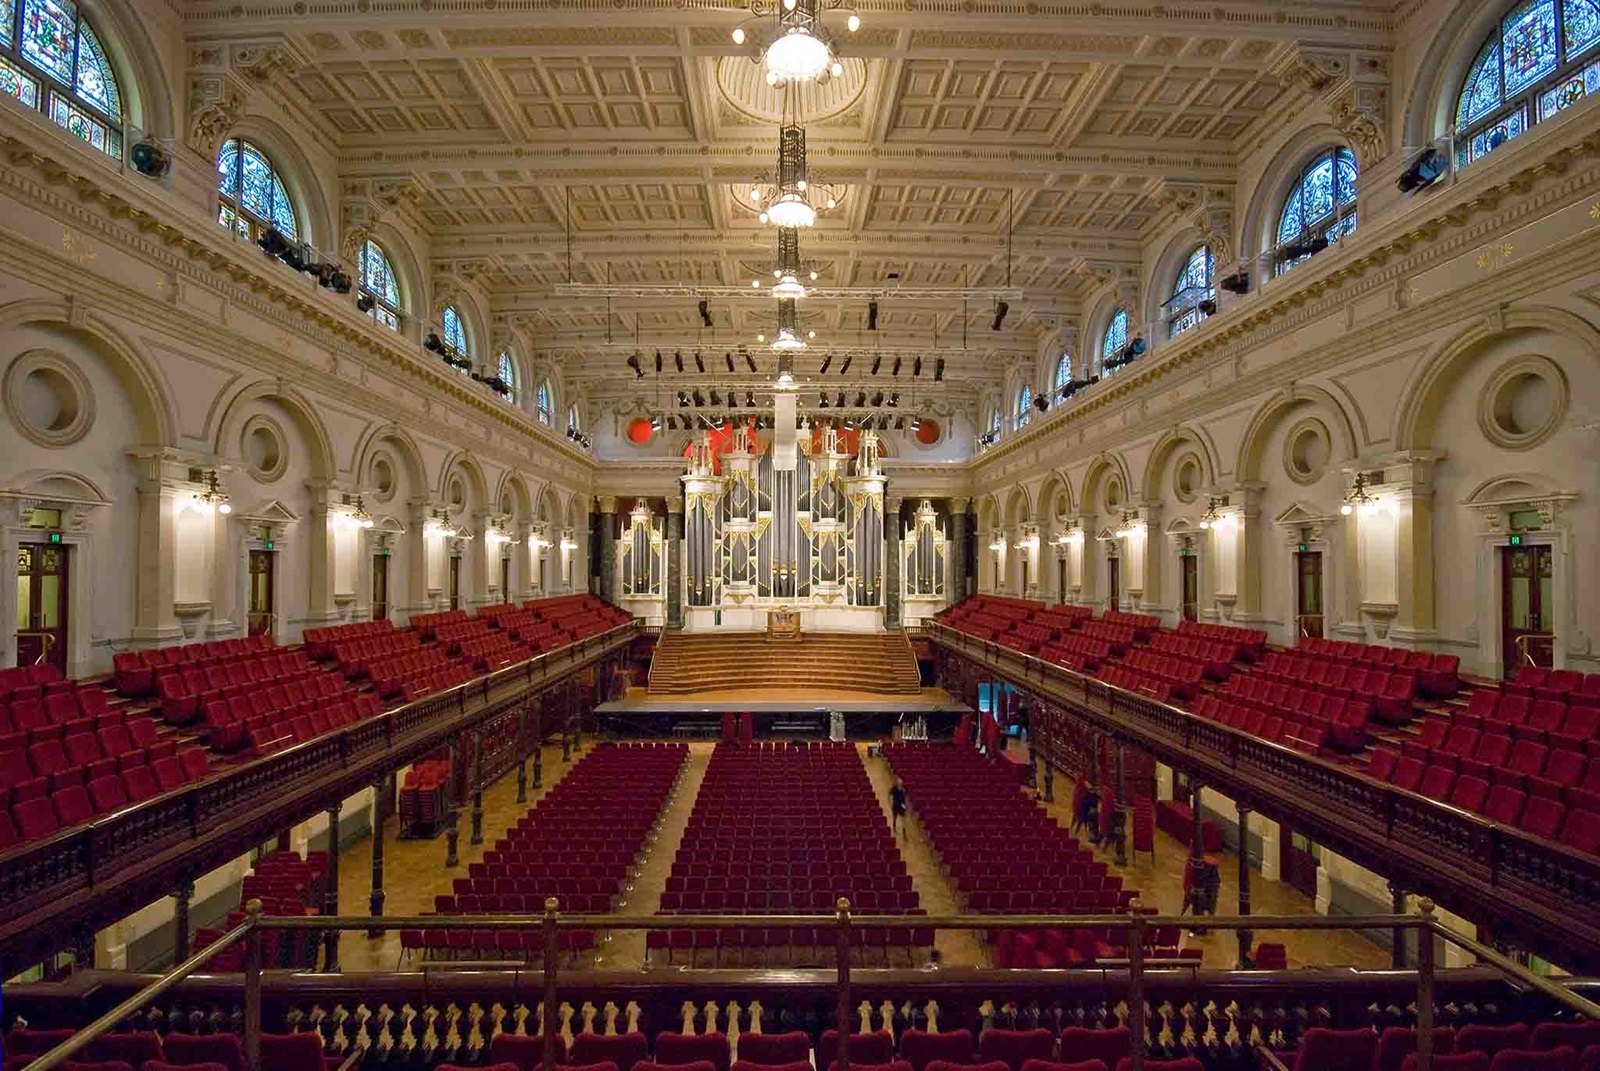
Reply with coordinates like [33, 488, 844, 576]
[652, 742, 922, 965]
[885, 742, 1142, 968]
[404, 742, 685, 962]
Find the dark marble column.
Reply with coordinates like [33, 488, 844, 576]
[596, 496, 618, 603]
[1236, 803, 1253, 967]
[665, 502, 684, 628]
[323, 802, 342, 972]
[949, 498, 972, 600]
[885, 497, 903, 628]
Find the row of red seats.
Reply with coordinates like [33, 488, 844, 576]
[199, 670, 355, 751]
[111, 634, 276, 697]
[0, 662, 63, 701]
[1102, 609, 1162, 639]
[409, 608, 469, 638]
[300, 617, 394, 660]
[1040, 633, 1112, 673]
[1371, 747, 1600, 852]
[398, 757, 450, 837]
[1255, 650, 1416, 725]
[1214, 674, 1374, 750]
[329, 630, 420, 677]
[1407, 723, 1598, 796]
[370, 649, 474, 700]
[1078, 619, 1136, 655]
[406, 743, 685, 961]
[0, 745, 209, 851]
[1506, 665, 1600, 704]
[1146, 631, 1236, 680]
[1174, 618, 1267, 660]
[1460, 691, 1600, 748]
[157, 650, 321, 725]
[1113, 649, 1205, 700]
[1192, 694, 1342, 754]
[458, 631, 530, 672]
[1276, 1020, 1600, 1071]
[1, 680, 116, 738]
[1298, 635, 1462, 698]
[199, 849, 330, 971]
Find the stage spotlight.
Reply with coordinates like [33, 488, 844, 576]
[837, 391, 846, 407]
[895, 415, 906, 430]
[819, 355, 833, 374]
[746, 390, 756, 406]
[934, 357, 945, 381]
[888, 391, 900, 407]
[892, 356, 902, 376]
[819, 392, 830, 407]
[356, 293, 375, 313]
[627, 353, 645, 379]
[839, 355, 853, 374]
[872, 390, 884, 407]
[871, 355, 882, 375]
[710, 389, 722, 406]
[1033, 394, 1048, 412]
[677, 390, 690, 407]
[693, 389, 706, 406]
[867, 299, 878, 331]
[695, 351, 706, 373]
[1398, 146, 1445, 193]
[727, 389, 737, 408]
[424, 333, 445, 354]
[855, 390, 866, 407]
[726, 352, 735, 373]
[258, 227, 293, 259]
[1220, 271, 1250, 295]
[745, 353, 758, 373]
[654, 350, 663, 373]
[675, 351, 685, 373]
[651, 414, 662, 431]
[913, 356, 923, 377]
[698, 299, 714, 327]
[991, 300, 1010, 331]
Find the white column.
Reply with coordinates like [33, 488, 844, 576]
[128, 449, 186, 649]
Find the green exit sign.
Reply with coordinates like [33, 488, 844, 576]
[264, 540, 275, 550]
[1297, 543, 1308, 552]
[48, 531, 61, 545]
[1508, 534, 1523, 546]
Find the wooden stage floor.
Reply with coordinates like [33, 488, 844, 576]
[597, 685, 969, 712]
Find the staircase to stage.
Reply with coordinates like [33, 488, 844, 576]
[647, 630, 922, 695]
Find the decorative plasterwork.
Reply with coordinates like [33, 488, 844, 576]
[341, 176, 424, 262]
[1271, 44, 1392, 168]
[1152, 181, 1237, 262]
[185, 38, 307, 155]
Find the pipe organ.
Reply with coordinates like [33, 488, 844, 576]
[903, 498, 949, 600]
[681, 421, 886, 613]
[619, 500, 664, 598]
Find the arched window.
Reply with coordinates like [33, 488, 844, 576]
[358, 240, 402, 331]
[536, 380, 553, 426]
[1166, 246, 1215, 337]
[440, 305, 471, 375]
[1015, 385, 1033, 429]
[1275, 147, 1358, 275]
[1053, 354, 1072, 395]
[987, 408, 1001, 438]
[1100, 309, 1130, 373]
[216, 138, 299, 242]
[566, 404, 581, 433]
[1455, 0, 1600, 168]
[0, 0, 124, 160]
[497, 351, 518, 402]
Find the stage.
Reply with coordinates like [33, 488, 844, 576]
[595, 687, 969, 740]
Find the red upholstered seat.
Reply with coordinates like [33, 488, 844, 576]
[490, 1033, 572, 1071]
[736, 1034, 810, 1066]
[1376, 1028, 1456, 1071]
[258, 1032, 324, 1071]
[1458, 1025, 1534, 1058]
[980, 1030, 1057, 1071]
[86, 1032, 165, 1066]
[1020, 1062, 1106, 1071]
[1290, 1028, 1378, 1071]
[654, 1035, 730, 1071]
[1401, 1056, 1490, 1071]
[161, 1033, 243, 1071]
[140, 1061, 233, 1071]
[1115, 1061, 1203, 1071]
[1532, 1026, 1600, 1053]
[821, 1033, 897, 1071]
[1488, 1050, 1580, 1071]
[1057, 1029, 1131, 1069]
[900, 1031, 975, 1071]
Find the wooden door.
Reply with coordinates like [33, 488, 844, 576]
[246, 549, 275, 636]
[1107, 554, 1121, 612]
[1502, 544, 1553, 672]
[16, 543, 68, 674]
[1280, 825, 1321, 899]
[1295, 550, 1324, 638]
[372, 553, 390, 621]
[1057, 558, 1068, 607]
[1180, 554, 1198, 622]
[500, 556, 512, 602]
[448, 554, 462, 611]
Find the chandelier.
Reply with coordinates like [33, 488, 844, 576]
[732, 0, 859, 85]
[1339, 471, 1379, 516]
[765, 227, 819, 299]
[770, 298, 809, 353]
[350, 495, 375, 529]
[193, 470, 232, 515]
[1197, 496, 1223, 530]
[750, 122, 838, 227]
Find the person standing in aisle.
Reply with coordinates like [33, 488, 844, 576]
[889, 778, 909, 834]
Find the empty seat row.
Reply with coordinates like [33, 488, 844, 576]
[111, 634, 276, 697]
[1297, 636, 1462, 698]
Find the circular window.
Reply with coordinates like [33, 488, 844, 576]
[1284, 418, 1331, 485]
[626, 417, 655, 445]
[1173, 454, 1201, 503]
[241, 415, 288, 483]
[370, 454, 396, 501]
[913, 418, 943, 447]
[5, 351, 93, 447]
[1104, 477, 1123, 511]
[449, 476, 466, 509]
[1480, 357, 1566, 450]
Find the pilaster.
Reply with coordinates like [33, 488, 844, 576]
[399, 497, 432, 622]
[302, 479, 342, 629]
[127, 448, 186, 648]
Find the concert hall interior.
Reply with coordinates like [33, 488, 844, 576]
[1, 0, 1600, 1065]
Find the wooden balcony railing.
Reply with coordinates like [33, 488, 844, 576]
[924, 621, 1600, 970]
[14, 901, 1600, 1071]
[0, 622, 640, 971]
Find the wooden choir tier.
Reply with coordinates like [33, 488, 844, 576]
[647, 630, 922, 695]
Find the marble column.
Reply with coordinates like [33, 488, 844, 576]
[1230, 483, 1265, 623]
[885, 497, 903, 628]
[949, 498, 971, 600]
[515, 520, 535, 602]
[596, 496, 618, 602]
[665, 500, 684, 628]
[1391, 454, 1440, 643]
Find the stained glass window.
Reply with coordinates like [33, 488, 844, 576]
[567, 403, 580, 432]
[1016, 385, 1033, 428]
[1274, 147, 1359, 275]
[1166, 246, 1215, 337]
[1, 0, 122, 160]
[216, 138, 300, 242]
[497, 352, 518, 401]
[359, 240, 402, 331]
[441, 306, 469, 370]
[1054, 354, 1071, 393]
[1456, 0, 1600, 167]
[1101, 309, 1129, 373]
[537, 381, 553, 425]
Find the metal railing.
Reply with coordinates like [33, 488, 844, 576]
[1295, 613, 1324, 638]
[23, 899, 1600, 1071]
[18, 629, 57, 665]
[1514, 632, 1555, 667]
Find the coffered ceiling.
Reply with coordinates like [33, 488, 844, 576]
[184, 0, 1394, 411]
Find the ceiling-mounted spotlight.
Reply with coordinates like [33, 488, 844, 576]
[726, 352, 735, 373]
[892, 356, 902, 376]
[878, 413, 891, 430]
[1033, 394, 1048, 413]
[747, 390, 756, 406]
[839, 355, 853, 374]
[871, 355, 882, 375]
[710, 389, 723, 406]
[356, 293, 376, 313]
[934, 357, 945, 382]
[677, 390, 690, 407]
[866, 299, 878, 331]
[1397, 146, 1445, 193]
[991, 300, 1010, 331]
[871, 390, 884, 407]
[728, 389, 739, 408]
[854, 390, 866, 407]
[836, 391, 846, 407]
[654, 350, 663, 374]
[651, 414, 663, 431]
[627, 353, 645, 379]
[819, 355, 833, 374]
[695, 351, 706, 373]
[894, 415, 906, 430]
[698, 299, 714, 327]
[746, 353, 759, 373]
[819, 391, 829, 407]
[888, 391, 900, 407]
[424, 332, 445, 354]
[693, 389, 706, 406]
[913, 356, 923, 378]
[675, 351, 685, 373]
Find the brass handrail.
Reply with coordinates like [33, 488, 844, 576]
[1295, 613, 1324, 638]
[1513, 632, 1555, 667]
[24, 897, 1599, 1071]
[17, 629, 57, 665]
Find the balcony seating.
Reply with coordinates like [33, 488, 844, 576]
[405, 743, 685, 963]
[1040, 634, 1112, 674]
[569, 1033, 644, 1069]
[655, 1033, 731, 1071]
[653, 743, 919, 964]
[885, 742, 1139, 968]
[1297, 636, 1462, 699]
[1487, 1051, 1581, 1071]
[301, 620, 394, 660]
[819, 1032, 896, 1069]
[1375, 1028, 1458, 1071]
[1458, 1025, 1535, 1058]
[1146, 632, 1237, 680]
[111, 636, 277, 698]
[1173, 620, 1267, 661]
[1286, 1028, 1379, 1071]
[162, 1032, 245, 1069]
[1056, 1028, 1132, 1067]
[1108, 650, 1205, 701]
[978, 1030, 1056, 1071]
[1154, 799, 1221, 853]
[1102, 611, 1162, 640]
[156, 649, 325, 727]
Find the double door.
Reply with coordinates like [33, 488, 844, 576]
[16, 543, 68, 674]
[1502, 544, 1553, 672]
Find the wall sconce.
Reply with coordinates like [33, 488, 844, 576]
[1340, 472, 1381, 516]
[988, 538, 1005, 551]
[560, 535, 578, 552]
[1197, 496, 1222, 530]
[189, 470, 232, 515]
[425, 506, 456, 538]
[1113, 510, 1145, 538]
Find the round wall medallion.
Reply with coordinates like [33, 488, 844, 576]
[449, 475, 466, 509]
[369, 453, 397, 501]
[1479, 355, 1566, 451]
[1283, 417, 1331, 485]
[912, 417, 943, 448]
[1104, 476, 1123, 512]
[4, 350, 94, 448]
[241, 414, 289, 483]
[1172, 452, 1202, 503]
